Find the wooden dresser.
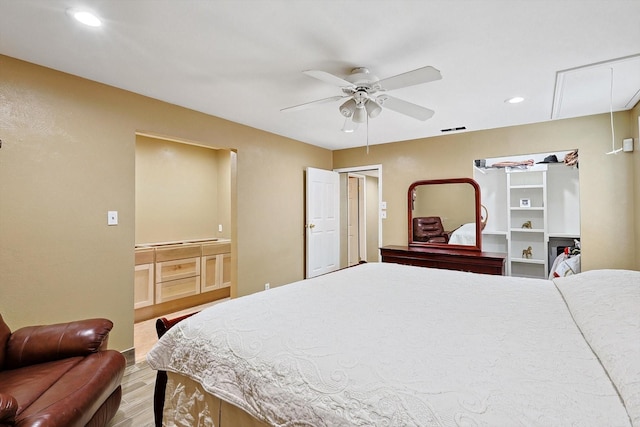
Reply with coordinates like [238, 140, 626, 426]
[380, 245, 506, 276]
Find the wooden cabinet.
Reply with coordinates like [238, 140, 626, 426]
[134, 249, 155, 309]
[380, 245, 506, 275]
[155, 245, 202, 303]
[201, 242, 231, 292]
[134, 239, 232, 321]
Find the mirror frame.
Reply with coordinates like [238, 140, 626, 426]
[407, 177, 482, 252]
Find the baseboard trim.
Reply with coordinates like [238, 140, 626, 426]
[122, 347, 136, 366]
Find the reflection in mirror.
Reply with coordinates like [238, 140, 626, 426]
[408, 178, 482, 251]
[473, 150, 580, 279]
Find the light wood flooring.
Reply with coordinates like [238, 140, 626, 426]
[108, 299, 227, 427]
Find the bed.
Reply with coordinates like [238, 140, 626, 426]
[447, 222, 476, 245]
[147, 262, 639, 427]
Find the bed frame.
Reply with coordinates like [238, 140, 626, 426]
[153, 312, 199, 427]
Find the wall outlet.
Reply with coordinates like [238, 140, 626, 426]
[264, 283, 270, 290]
[218, 224, 223, 232]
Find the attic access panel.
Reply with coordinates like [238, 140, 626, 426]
[551, 54, 640, 120]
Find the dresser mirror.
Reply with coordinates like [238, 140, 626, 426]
[408, 178, 482, 252]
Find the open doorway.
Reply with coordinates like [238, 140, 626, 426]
[133, 132, 236, 362]
[335, 165, 382, 268]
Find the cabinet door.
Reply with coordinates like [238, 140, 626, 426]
[201, 253, 231, 292]
[201, 254, 220, 293]
[220, 253, 231, 288]
[134, 263, 154, 308]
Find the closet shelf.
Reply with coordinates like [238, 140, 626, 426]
[510, 228, 544, 233]
[510, 207, 544, 211]
[511, 258, 545, 265]
[510, 184, 544, 189]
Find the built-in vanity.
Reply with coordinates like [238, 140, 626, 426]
[134, 238, 231, 322]
[380, 177, 506, 275]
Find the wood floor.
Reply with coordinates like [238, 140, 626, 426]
[108, 299, 227, 426]
[107, 360, 156, 427]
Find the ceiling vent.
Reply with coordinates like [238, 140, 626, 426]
[441, 126, 467, 133]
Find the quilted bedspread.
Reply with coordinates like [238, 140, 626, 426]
[148, 263, 638, 426]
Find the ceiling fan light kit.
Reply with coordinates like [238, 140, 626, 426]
[364, 99, 382, 118]
[340, 99, 356, 118]
[283, 65, 442, 130]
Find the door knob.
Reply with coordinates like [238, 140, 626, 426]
[309, 224, 315, 229]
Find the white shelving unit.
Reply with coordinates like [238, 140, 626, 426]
[475, 154, 580, 279]
[507, 166, 548, 278]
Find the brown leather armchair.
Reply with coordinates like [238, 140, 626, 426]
[0, 315, 126, 427]
[413, 216, 449, 243]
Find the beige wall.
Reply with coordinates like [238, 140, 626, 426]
[365, 175, 379, 262]
[0, 55, 331, 351]
[334, 111, 638, 271]
[216, 150, 232, 240]
[135, 135, 225, 243]
[633, 102, 640, 268]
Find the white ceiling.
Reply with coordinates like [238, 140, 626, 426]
[1, 0, 639, 150]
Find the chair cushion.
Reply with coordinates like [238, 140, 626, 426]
[13, 351, 125, 427]
[0, 357, 83, 414]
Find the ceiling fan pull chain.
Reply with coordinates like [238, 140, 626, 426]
[366, 114, 370, 155]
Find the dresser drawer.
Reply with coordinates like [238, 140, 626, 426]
[202, 242, 231, 256]
[156, 257, 201, 283]
[155, 276, 200, 303]
[155, 245, 201, 262]
[135, 248, 155, 265]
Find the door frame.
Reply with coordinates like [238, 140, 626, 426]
[334, 164, 383, 262]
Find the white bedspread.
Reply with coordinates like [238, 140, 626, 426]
[447, 222, 476, 245]
[148, 263, 635, 427]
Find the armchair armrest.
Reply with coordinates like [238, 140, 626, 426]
[5, 318, 113, 370]
[0, 392, 18, 426]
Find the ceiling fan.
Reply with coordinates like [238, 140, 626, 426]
[281, 66, 442, 131]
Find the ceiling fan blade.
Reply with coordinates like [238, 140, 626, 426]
[303, 70, 355, 88]
[378, 95, 435, 121]
[281, 95, 348, 112]
[377, 66, 442, 91]
[341, 118, 359, 133]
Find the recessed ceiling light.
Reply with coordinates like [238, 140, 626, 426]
[505, 96, 524, 104]
[69, 10, 102, 27]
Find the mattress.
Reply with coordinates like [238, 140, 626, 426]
[148, 263, 639, 426]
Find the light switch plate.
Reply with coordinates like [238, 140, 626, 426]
[381, 210, 387, 219]
[107, 211, 118, 225]
[380, 201, 387, 209]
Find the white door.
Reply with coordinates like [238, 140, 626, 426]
[306, 167, 340, 278]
